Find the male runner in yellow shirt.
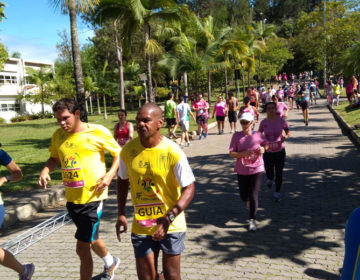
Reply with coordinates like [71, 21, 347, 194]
[116, 103, 195, 280]
[38, 98, 121, 280]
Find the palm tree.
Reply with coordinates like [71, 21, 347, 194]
[94, 0, 186, 103]
[251, 21, 276, 85]
[24, 67, 54, 117]
[50, 0, 99, 122]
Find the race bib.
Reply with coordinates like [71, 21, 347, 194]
[62, 168, 85, 188]
[241, 150, 261, 166]
[135, 202, 166, 227]
[268, 141, 282, 152]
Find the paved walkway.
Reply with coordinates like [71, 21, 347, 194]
[1, 99, 359, 279]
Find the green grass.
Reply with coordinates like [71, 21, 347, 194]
[0, 109, 204, 192]
[332, 102, 360, 134]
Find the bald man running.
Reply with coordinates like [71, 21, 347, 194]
[116, 103, 195, 280]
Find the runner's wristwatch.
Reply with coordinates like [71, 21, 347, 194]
[5, 175, 10, 183]
[167, 212, 175, 223]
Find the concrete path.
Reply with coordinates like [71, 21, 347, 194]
[0, 99, 359, 279]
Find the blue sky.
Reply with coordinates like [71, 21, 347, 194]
[0, 0, 94, 63]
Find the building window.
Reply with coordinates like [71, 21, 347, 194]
[0, 75, 17, 84]
[0, 103, 20, 112]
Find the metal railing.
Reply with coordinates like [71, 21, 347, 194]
[0, 211, 72, 255]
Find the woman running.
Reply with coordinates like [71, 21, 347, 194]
[259, 102, 290, 201]
[114, 109, 134, 147]
[288, 83, 295, 110]
[300, 86, 311, 126]
[229, 113, 267, 231]
[272, 95, 289, 119]
[212, 95, 227, 134]
[239, 97, 259, 121]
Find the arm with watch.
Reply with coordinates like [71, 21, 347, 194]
[152, 183, 195, 241]
[0, 160, 23, 186]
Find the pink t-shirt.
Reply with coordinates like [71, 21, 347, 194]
[241, 105, 255, 116]
[276, 102, 288, 118]
[193, 99, 207, 116]
[229, 131, 266, 175]
[258, 117, 289, 152]
[276, 89, 284, 99]
[214, 101, 226, 117]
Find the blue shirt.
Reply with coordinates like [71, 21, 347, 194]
[0, 150, 11, 167]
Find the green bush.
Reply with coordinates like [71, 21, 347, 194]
[156, 87, 171, 100]
[0, 117, 5, 124]
[11, 112, 54, 123]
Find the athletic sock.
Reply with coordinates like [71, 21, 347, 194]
[103, 252, 114, 268]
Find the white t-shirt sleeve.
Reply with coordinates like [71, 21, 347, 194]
[118, 158, 129, 180]
[173, 155, 195, 188]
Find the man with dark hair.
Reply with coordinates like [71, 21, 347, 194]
[38, 98, 121, 280]
[227, 91, 239, 133]
[164, 92, 178, 139]
[116, 103, 195, 280]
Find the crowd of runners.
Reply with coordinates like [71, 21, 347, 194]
[0, 71, 358, 279]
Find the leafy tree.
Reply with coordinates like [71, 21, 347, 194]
[294, 0, 360, 78]
[0, 1, 8, 70]
[23, 67, 55, 117]
[11, 51, 21, 58]
[50, 0, 100, 122]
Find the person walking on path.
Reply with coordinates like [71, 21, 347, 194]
[192, 94, 209, 139]
[114, 109, 134, 147]
[333, 81, 341, 106]
[38, 98, 121, 280]
[176, 96, 196, 147]
[300, 86, 311, 126]
[229, 112, 267, 232]
[164, 93, 178, 139]
[272, 95, 289, 119]
[227, 91, 239, 133]
[212, 95, 227, 134]
[258, 102, 290, 201]
[0, 149, 34, 280]
[116, 103, 195, 280]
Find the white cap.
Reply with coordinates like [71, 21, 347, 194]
[239, 112, 254, 122]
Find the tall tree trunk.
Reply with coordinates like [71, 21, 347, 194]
[103, 94, 107, 119]
[208, 70, 211, 114]
[194, 72, 198, 94]
[145, 22, 154, 103]
[247, 69, 250, 88]
[96, 93, 101, 114]
[184, 72, 188, 97]
[113, 20, 125, 110]
[258, 53, 262, 88]
[41, 89, 45, 117]
[224, 67, 228, 97]
[89, 93, 93, 115]
[69, 0, 87, 122]
[242, 72, 246, 98]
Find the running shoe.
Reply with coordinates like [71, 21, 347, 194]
[266, 179, 273, 188]
[19, 264, 35, 280]
[249, 219, 257, 231]
[199, 133, 202, 140]
[221, 130, 224, 134]
[203, 131, 207, 138]
[186, 142, 191, 147]
[305, 121, 308, 126]
[218, 131, 221, 135]
[179, 143, 184, 149]
[98, 257, 120, 280]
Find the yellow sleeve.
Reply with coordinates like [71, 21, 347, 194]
[97, 125, 121, 157]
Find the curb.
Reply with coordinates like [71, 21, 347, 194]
[2, 185, 65, 230]
[328, 104, 360, 147]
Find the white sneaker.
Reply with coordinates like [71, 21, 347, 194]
[249, 219, 257, 231]
[186, 142, 191, 147]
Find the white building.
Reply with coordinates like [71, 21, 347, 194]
[0, 58, 54, 123]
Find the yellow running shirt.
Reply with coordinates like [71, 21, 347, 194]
[118, 137, 195, 236]
[49, 124, 121, 204]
